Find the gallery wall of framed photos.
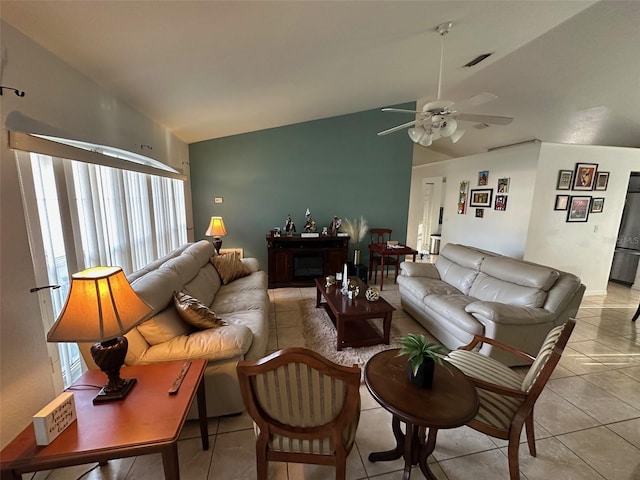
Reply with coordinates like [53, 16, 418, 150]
[465, 170, 513, 218]
[554, 162, 608, 222]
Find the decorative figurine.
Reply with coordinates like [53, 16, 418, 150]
[303, 208, 317, 233]
[285, 214, 296, 234]
[329, 216, 342, 236]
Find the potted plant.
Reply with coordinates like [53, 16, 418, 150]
[398, 334, 448, 388]
[340, 216, 368, 266]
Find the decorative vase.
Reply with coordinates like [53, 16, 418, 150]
[365, 286, 380, 301]
[408, 357, 435, 388]
[353, 248, 361, 266]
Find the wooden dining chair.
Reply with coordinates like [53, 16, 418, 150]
[445, 320, 576, 480]
[236, 347, 361, 480]
[368, 228, 400, 283]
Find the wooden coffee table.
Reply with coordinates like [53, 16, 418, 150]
[315, 276, 395, 351]
[365, 349, 478, 480]
[0, 360, 208, 480]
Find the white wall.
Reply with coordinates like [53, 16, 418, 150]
[0, 22, 190, 449]
[524, 143, 640, 294]
[408, 142, 541, 259]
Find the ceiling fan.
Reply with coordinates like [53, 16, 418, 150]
[377, 21, 514, 147]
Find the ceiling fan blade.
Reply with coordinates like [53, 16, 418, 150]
[377, 119, 420, 136]
[381, 107, 422, 114]
[456, 113, 514, 125]
[449, 92, 497, 112]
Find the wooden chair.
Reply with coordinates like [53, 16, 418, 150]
[236, 347, 361, 480]
[445, 319, 576, 480]
[368, 228, 400, 283]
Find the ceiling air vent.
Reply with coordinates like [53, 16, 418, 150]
[463, 53, 493, 68]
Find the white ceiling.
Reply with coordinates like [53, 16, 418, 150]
[1, 0, 639, 159]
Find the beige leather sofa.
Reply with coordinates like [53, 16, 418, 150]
[398, 243, 585, 365]
[79, 240, 269, 417]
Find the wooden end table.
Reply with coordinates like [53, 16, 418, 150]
[365, 349, 478, 480]
[315, 277, 395, 351]
[0, 360, 208, 480]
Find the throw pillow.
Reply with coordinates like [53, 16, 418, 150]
[210, 251, 250, 285]
[173, 291, 226, 330]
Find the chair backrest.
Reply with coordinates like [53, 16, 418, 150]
[237, 347, 361, 447]
[370, 228, 392, 245]
[521, 319, 575, 396]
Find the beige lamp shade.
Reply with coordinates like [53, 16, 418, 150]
[47, 266, 152, 343]
[205, 216, 228, 238]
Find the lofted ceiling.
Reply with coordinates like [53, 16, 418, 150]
[1, 0, 639, 160]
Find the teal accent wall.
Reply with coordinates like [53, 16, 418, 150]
[189, 103, 415, 270]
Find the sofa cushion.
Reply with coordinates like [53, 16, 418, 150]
[480, 257, 560, 290]
[435, 244, 486, 295]
[424, 295, 480, 332]
[173, 291, 226, 330]
[212, 289, 270, 315]
[211, 252, 250, 285]
[396, 276, 462, 302]
[138, 323, 254, 363]
[136, 308, 193, 345]
[182, 263, 221, 305]
[129, 267, 183, 317]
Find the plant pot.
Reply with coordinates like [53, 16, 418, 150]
[408, 357, 435, 388]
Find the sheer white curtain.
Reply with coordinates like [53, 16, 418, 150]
[17, 144, 187, 387]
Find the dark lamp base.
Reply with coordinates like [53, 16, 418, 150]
[90, 336, 136, 404]
[213, 238, 223, 255]
[93, 378, 137, 404]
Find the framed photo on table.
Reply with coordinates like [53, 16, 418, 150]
[567, 196, 591, 222]
[469, 188, 493, 207]
[572, 163, 598, 190]
[557, 170, 573, 190]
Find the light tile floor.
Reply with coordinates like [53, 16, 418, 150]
[28, 279, 640, 480]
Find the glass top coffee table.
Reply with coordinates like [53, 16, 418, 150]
[315, 276, 395, 351]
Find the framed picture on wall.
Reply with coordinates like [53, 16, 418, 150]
[469, 188, 493, 207]
[591, 197, 605, 213]
[478, 170, 489, 186]
[557, 170, 573, 190]
[572, 163, 598, 190]
[475, 208, 484, 218]
[554, 195, 569, 211]
[497, 177, 510, 193]
[567, 196, 591, 222]
[495, 195, 508, 211]
[595, 171, 609, 191]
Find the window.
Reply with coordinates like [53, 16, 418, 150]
[15, 133, 188, 388]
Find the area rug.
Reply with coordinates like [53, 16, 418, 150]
[300, 301, 403, 372]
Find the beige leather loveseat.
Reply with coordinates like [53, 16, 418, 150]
[398, 243, 585, 365]
[79, 240, 269, 417]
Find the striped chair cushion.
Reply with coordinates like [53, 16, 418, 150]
[446, 350, 524, 431]
[252, 362, 359, 455]
[521, 324, 565, 392]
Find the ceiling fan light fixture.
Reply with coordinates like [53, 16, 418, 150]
[408, 127, 425, 143]
[440, 118, 457, 137]
[451, 129, 466, 143]
[419, 133, 433, 147]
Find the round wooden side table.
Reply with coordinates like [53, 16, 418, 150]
[364, 349, 479, 480]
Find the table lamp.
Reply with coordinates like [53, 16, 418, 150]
[47, 266, 152, 404]
[205, 216, 228, 254]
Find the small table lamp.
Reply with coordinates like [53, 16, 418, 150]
[47, 266, 152, 404]
[205, 216, 228, 254]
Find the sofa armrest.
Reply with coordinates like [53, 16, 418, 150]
[241, 258, 260, 273]
[465, 301, 554, 325]
[138, 323, 254, 364]
[400, 261, 440, 279]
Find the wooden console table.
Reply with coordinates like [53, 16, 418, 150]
[266, 234, 349, 288]
[0, 360, 208, 480]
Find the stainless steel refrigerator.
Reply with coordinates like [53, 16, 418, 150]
[610, 192, 640, 284]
